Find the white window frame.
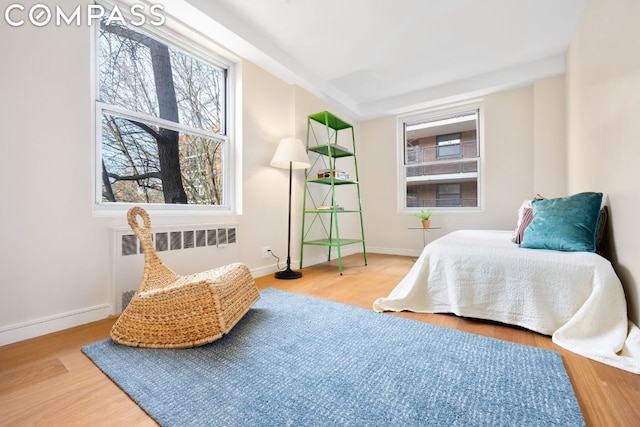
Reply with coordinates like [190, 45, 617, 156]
[397, 101, 484, 214]
[91, 0, 242, 216]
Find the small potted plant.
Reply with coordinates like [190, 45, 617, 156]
[415, 209, 433, 228]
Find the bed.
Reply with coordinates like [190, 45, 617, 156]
[374, 193, 640, 374]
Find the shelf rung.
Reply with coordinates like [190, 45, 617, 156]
[302, 238, 363, 247]
[308, 111, 353, 130]
[306, 177, 357, 185]
[305, 210, 361, 213]
[308, 144, 354, 158]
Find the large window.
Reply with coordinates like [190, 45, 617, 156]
[401, 106, 481, 210]
[95, 14, 232, 209]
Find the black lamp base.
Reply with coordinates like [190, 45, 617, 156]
[275, 267, 303, 280]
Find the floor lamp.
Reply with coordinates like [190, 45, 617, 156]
[270, 137, 311, 279]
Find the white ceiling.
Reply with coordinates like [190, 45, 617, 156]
[181, 0, 586, 120]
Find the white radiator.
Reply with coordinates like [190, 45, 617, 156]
[110, 223, 239, 313]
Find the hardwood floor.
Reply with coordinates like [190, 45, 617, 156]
[1, 253, 639, 426]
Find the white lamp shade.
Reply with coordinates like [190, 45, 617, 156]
[270, 137, 311, 170]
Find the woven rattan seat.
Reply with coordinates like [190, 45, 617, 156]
[110, 206, 260, 349]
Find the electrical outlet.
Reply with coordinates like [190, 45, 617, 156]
[261, 246, 271, 259]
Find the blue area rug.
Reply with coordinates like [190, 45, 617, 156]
[83, 288, 584, 426]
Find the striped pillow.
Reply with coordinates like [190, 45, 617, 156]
[513, 207, 534, 244]
[512, 194, 544, 243]
[596, 205, 608, 256]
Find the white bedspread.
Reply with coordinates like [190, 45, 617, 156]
[374, 230, 640, 374]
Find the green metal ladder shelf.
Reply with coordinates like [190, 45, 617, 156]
[299, 111, 367, 274]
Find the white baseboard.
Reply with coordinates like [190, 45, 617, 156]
[253, 245, 365, 278]
[251, 256, 311, 279]
[296, 246, 418, 269]
[1, 248, 416, 346]
[250, 264, 280, 278]
[366, 246, 422, 258]
[0, 304, 111, 347]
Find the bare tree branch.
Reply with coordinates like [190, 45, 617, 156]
[106, 171, 161, 181]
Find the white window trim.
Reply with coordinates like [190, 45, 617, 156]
[397, 100, 485, 215]
[91, 0, 243, 217]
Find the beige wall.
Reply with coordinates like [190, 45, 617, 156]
[360, 78, 567, 256]
[533, 77, 568, 198]
[1, 4, 110, 341]
[566, 0, 640, 323]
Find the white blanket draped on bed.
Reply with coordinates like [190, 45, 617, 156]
[373, 230, 640, 374]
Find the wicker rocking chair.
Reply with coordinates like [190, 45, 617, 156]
[110, 206, 260, 349]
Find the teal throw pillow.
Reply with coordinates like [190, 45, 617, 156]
[519, 192, 603, 252]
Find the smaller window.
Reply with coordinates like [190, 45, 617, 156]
[437, 183, 461, 207]
[436, 133, 461, 159]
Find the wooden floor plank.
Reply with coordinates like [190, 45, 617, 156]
[1, 253, 638, 426]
